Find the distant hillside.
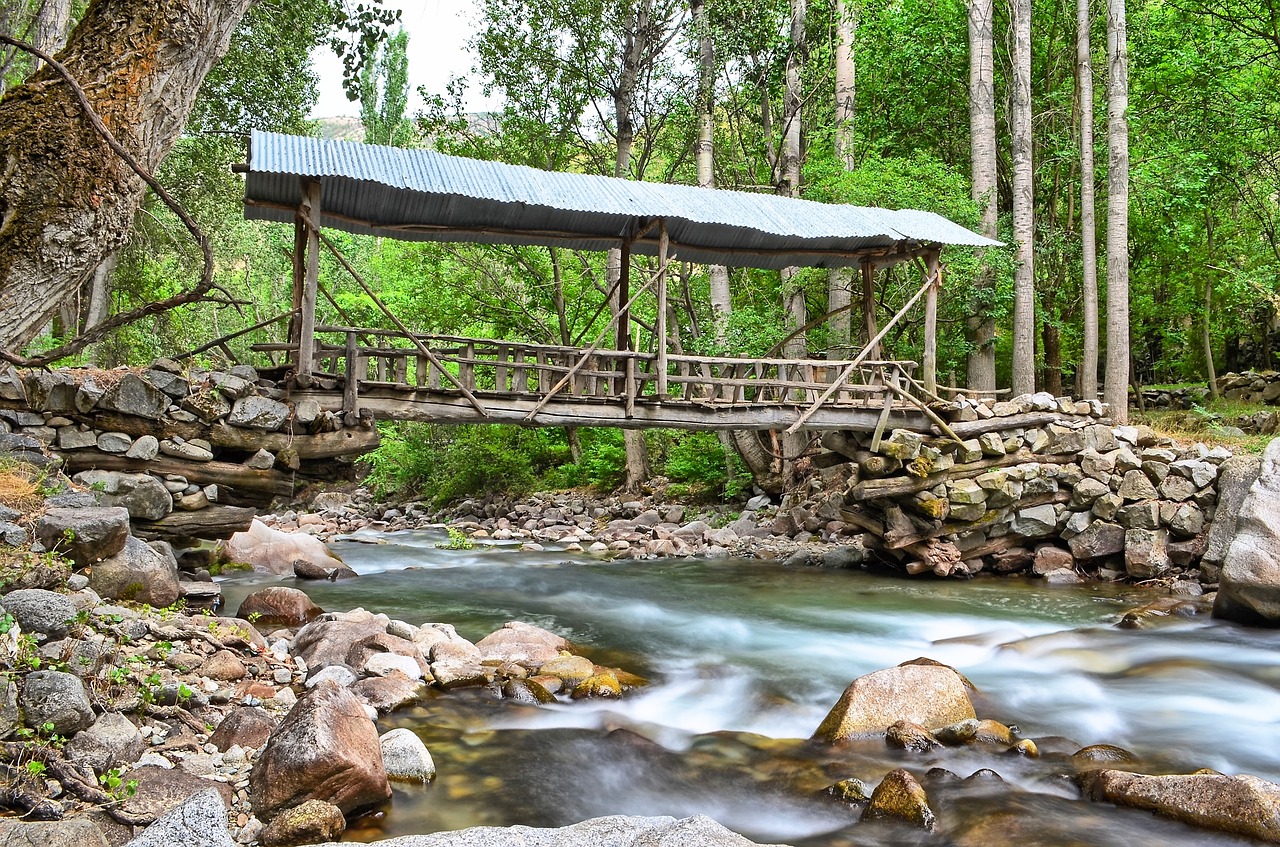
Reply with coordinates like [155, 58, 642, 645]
[315, 116, 363, 142]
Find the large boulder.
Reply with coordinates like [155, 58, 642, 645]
[228, 396, 291, 431]
[379, 728, 436, 783]
[260, 799, 346, 847]
[0, 589, 76, 638]
[861, 768, 936, 831]
[236, 587, 323, 628]
[35, 507, 130, 567]
[292, 609, 389, 671]
[98, 374, 169, 419]
[812, 662, 975, 742]
[117, 766, 235, 825]
[208, 706, 275, 752]
[71, 470, 172, 521]
[298, 815, 775, 847]
[0, 819, 109, 847]
[1202, 455, 1263, 581]
[250, 680, 391, 820]
[89, 536, 180, 608]
[19, 670, 95, 736]
[1081, 769, 1280, 843]
[1216, 438, 1280, 625]
[221, 520, 347, 577]
[474, 621, 568, 670]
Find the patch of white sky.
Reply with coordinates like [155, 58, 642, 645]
[309, 0, 503, 119]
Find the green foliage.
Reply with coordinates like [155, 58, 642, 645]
[437, 527, 474, 550]
[359, 28, 414, 146]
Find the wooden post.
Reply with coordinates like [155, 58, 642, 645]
[298, 179, 322, 380]
[657, 220, 669, 398]
[288, 216, 306, 350]
[923, 250, 941, 395]
[862, 261, 880, 360]
[343, 331, 359, 414]
[616, 242, 631, 353]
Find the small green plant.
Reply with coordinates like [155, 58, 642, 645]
[245, 612, 262, 625]
[108, 666, 128, 684]
[25, 760, 47, 778]
[99, 768, 138, 800]
[176, 682, 194, 702]
[436, 526, 473, 550]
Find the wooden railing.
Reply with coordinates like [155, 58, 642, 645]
[253, 327, 924, 435]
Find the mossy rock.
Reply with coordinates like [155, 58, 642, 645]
[862, 768, 936, 831]
[822, 777, 870, 806]
[571, 672, 621, 699]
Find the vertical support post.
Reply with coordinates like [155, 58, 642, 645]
[343, 330, 359, 414]
[298, 179, 322, 380]
[615, 240, 632, 396]
[923, 249, 941, 395]
[289, 216, 306, 349]
[656, 220, 670, 398]
[862, 261, 880, 360]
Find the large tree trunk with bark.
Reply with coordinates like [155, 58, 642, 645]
[965, 0, 997, 391]
[780, 0, 806, 362]
[1104, 0, 1130, 422]
[1009, 0, 1036, 396]
[827, 0, 856, 351]
[692, 0, 732, 347]
[0, 0, 255, 350]
[1077, 0, 1100, 400]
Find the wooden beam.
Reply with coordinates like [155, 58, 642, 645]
[948, 411, 1089, 437]
[296, 387, 929, 432]
[847, 450, 1077, 500]
[616, 240, 631, 353]
[132, 505, 257, 542]
[862, 261, 879, 359]
[923, 250, 940, 395]
[657, 220, 669, 398]
[61, 452, 296, 498]
[298, 179, 322, 378]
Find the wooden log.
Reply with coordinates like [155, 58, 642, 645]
[821, 430, 863, 460]
[847, 450, 1076, 501]
[811, 450, 852, 469]
[838, 505, 885, 537]
[132, 505, 257, 542]
[886, 489, 1072, 550]
[853, 449, 901, 479]
[60, 451, 294, 498]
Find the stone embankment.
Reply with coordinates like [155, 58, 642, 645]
[0, 362, 378, 544]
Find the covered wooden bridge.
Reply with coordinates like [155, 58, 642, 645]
[239, 131, 997, 439]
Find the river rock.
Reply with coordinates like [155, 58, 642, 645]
[250, 680, 391, 820]
[885, 720, 941, 752]
[65, 712, 146, 773]
[222, 519, 348, 576]
[1202, 454, 1263, 581]
[89, 536, 180, 607]
[260, 799, 346, 847]
[122, 787, 235, 847]
[199, 649, 246, 681]
[380, 727, 436, 782]
[347, 632, 430, 680]
[0, 819, 109, 847]
[475, 621, 569, 670]
[209, 706, 275, 752]
[813, 663, 975, 742]
[861, 768, 936, 831]
[1216, 439, 1280, 624]
[125, 434, 160, 460]
[229, 396, 291, 431]
[237, 586, 323, 628]
[292, 609, 390, 671]
[353, 672, 428, 712]
[159, 438, 214, 461]
[1125, 528, 1171, 579]
[119, 767, 234, 827]
[1067, 520, 1125, 560]
[300, 815, 772, 847]
[0, 588, 76, 638]
[20, 670, 95, 736]
[98, 373, 168, 419]
[539, 654, 595, 687]
[1081, 769, 1280, 843]
[35, 506, 130, 566]
[71, 470, 172, 520]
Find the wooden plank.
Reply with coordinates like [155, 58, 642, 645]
[61, 452, 296, 498]
[923, 250, 940, 395]
[657, 221, 669, 398]
[343, 331, 359, 414]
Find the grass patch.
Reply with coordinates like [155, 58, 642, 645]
[0, 459, 46, 515]
[1135, 399, 1275, 455]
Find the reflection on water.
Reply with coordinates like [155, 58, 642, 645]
[219, 531, 1280, 845]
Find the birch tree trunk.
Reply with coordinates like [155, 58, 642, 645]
[1103, 0, 1129, 422]
[965, 0, 998, 390]
[692, 0, 732, 346]
[1009, 0, 1036, 396]
[32, 0, 73, 69]
[780, 0, 806, 360]
[1077, 0, 1099, 399]
[0, 0, 256, 349]
[827, 0, 856, 351]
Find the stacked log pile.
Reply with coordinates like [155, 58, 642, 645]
[0, 360, 379, 542]
[823, 392, 1226, 581]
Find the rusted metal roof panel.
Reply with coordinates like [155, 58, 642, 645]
[243, 131, 1000, 270]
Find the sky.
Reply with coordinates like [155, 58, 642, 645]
[309, 0, 501, 119]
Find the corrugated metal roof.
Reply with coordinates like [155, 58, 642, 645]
[242, 131, 1001, 270]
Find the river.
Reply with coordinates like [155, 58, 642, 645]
[219, 528, 1280, 846]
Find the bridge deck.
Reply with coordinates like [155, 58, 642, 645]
[253, 326, 939, 434]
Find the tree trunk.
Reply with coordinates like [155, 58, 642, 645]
[0, 0, 255, 350]
[692, 0, 731, 346]
[827, 0, 856, 351]
[780, 0, 806, 361]
[1103, 0, 1130, 422]
[1077, 0, 1100, 400]
[965, 0, 997, 391]
[610, 0, 652, 490]
[1009, 0, 1036, 396]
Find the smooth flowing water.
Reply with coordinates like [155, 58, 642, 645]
[220, 530, 1280, 846]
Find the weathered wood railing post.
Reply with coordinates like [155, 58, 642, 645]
[343, 330, 359, 414]
[297, 179, 322, 380]
[657, 220, 670, 398]
[923, 249, 941, 396]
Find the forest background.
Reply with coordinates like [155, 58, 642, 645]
[1, 0, 1277, 503]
